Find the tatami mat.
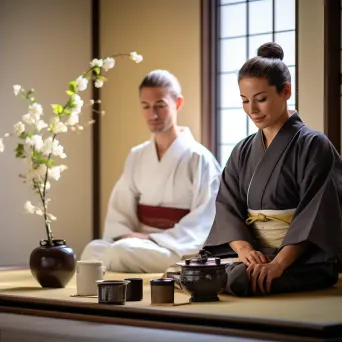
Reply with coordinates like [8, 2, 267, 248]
[0, 268, 342, 326]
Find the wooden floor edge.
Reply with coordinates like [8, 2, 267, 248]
[0, 305, 323, 342]
[0, 265, 29, 271]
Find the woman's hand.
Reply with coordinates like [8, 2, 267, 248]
[246, 262, 285, 294]
[230, 241, 271, 266]
[238, 246, 271, 266]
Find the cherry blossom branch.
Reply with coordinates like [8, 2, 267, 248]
[0, 51, 143, 243]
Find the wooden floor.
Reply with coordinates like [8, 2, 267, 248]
[0, 269, 342, 341]
[0, 313, 273, 342]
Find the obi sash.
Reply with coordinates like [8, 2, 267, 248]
[137, 204, 190, 230]
[245, 209, 295, 248]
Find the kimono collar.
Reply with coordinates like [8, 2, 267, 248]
[151, 126, 195, 161]
[248, 111, 304, 209]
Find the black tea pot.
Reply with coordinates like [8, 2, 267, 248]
[176, 249, 229, 302]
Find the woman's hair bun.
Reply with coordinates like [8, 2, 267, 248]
[257, 42, 284, 61]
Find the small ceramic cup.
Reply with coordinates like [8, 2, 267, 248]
[96, 280, 130, 305]
[150, 278, 174, 304]
[76, 260, 106, 296]
[124, 278, 143, 301]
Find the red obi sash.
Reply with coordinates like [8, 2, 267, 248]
[137, 204, 190, 230]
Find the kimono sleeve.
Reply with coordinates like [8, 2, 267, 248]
[149, 152, 222, 257]
[203, 144, 255, 255]
[281, 133, 342, 261]
[102, 150, 140, 242]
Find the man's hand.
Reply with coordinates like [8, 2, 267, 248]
[246, 262, 285, 294]
[238, 246, 271, 266]
[120, 233, 150, 240]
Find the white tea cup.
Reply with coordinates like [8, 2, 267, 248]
[76, 260, 106, 296]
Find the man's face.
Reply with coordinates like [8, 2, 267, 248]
[140, 87, 180, 133]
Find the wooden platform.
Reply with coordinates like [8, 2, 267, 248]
[0, 269, 342, 341]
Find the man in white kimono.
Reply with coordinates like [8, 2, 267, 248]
[81, 69, 222, 273]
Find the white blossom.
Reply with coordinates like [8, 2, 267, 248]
[29, 103, 43, 117]
[22, 103, 43, 125]
[52, 142, 64, 158]
[75, 76, 88, 91]
[48, 165, 67, 181]
[48, 116, 59, 132]
[130, 52, 143, 63]
[0, 138, 4, 153]
[95, 79, 104, 88]
[53, 121, 68, 134]
[130, 52, 137, 60]
[24, 201, 36, 214]
[36, 120, 48, 132]
[35, 208, 44, 216]
[41, 137, 53, 155]
[52, 140, 65, 158]
[41, 137, 65, 158]
[50, 116, 60, 125]
[48, 213, 57, 221]
[22, 113, 36, 125]
[90, 58, 103, 68]
[36, 179, 51, 193]
[13, 121, 25, 136]
[26, 135, 44, 151]
[13, 85, 21, 96]
[66, 112, 79, 126]
[48, 167, 61, 181]
[102, 57, 115, 72]
[24, 201, 45, 216]
[71, 94, 84, 114]
[33, 164, 47, 180]
[59, 165, 67, 172]
[135, 55, 143, 63]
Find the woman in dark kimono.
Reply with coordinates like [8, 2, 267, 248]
[204, 42, 342, 296]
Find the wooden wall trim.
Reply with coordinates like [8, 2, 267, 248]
[92, 0, 101, 239]
[324, 0, 341, 153]
[295, 0, 299, 111]
[200, 0, 219, 155]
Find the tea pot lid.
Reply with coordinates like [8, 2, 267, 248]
[176, 249, 229, 267]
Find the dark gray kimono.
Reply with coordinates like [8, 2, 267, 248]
[204, 113, 342, 295]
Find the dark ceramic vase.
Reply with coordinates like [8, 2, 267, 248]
[176, 250, 228, 302]
[29, 239, 76, 288]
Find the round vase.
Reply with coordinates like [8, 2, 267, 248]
[29, 239, 76, 288]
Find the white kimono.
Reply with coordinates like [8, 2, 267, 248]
[81, 127, 222, 272]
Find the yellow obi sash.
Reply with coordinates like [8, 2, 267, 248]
[245, 209, 296, 248]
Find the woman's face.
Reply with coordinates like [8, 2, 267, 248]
[239, 77, 291, 130]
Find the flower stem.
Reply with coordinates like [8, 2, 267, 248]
[43, 134, 56, 201]
[44, 220, 53, 246]
[34, 180, 53, 246]
[41, 133, 57, 246]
